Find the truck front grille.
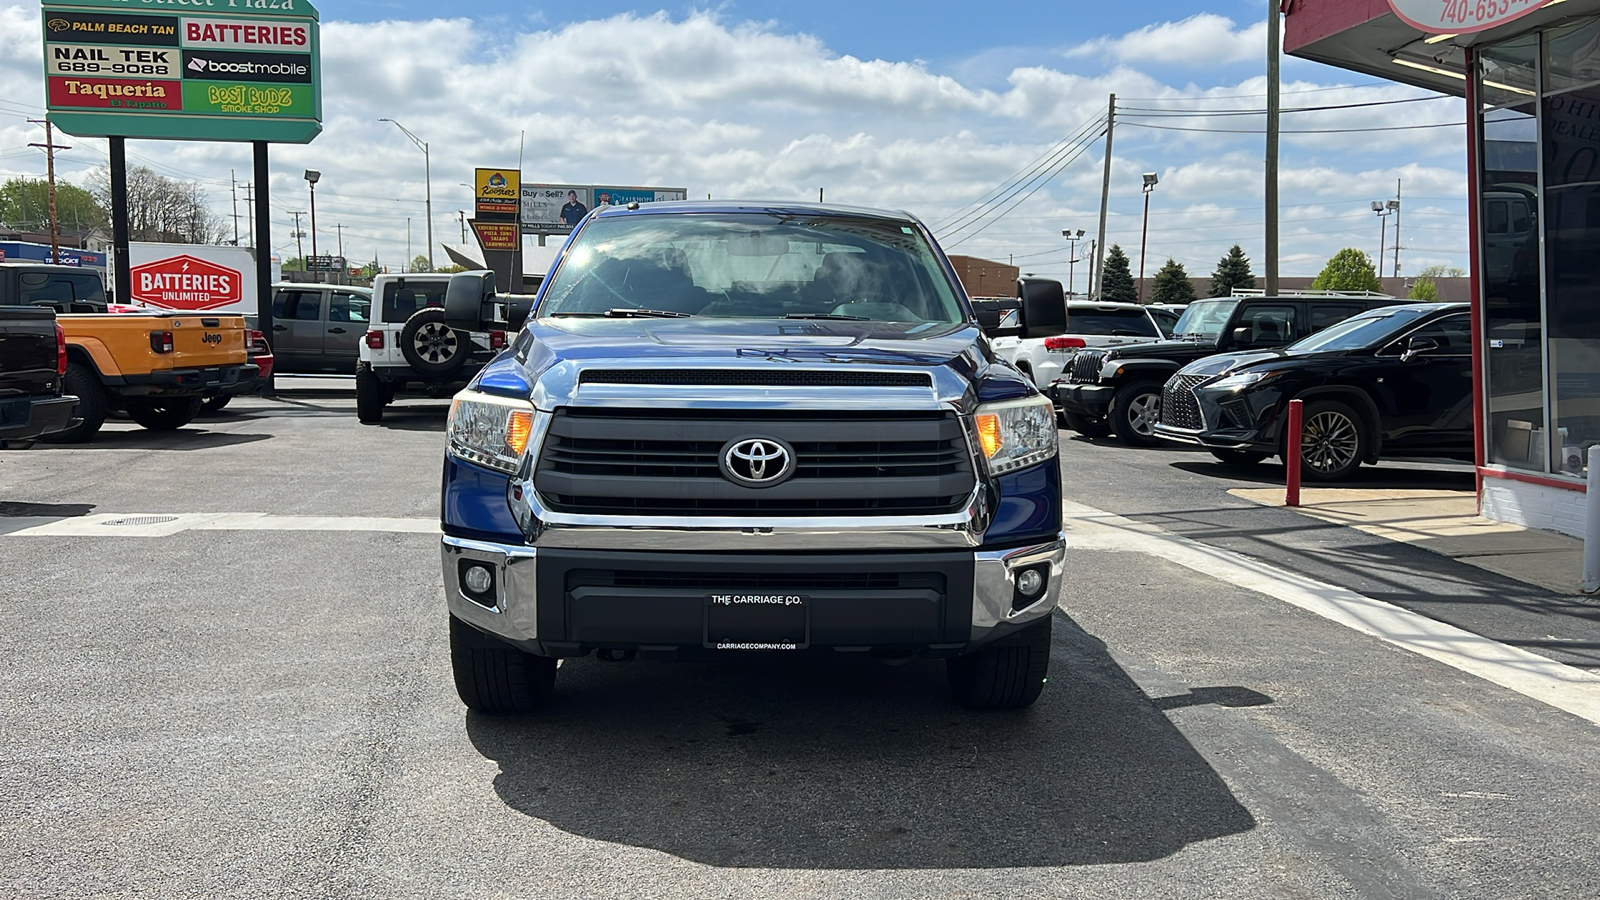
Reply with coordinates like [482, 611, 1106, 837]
[1069, 350, 1107, 384]
[535, 408, 976, 517]
[580, 369, 931, 388]
[1160, 375, 1208, 431]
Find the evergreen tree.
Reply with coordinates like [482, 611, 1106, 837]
[1208, 244, 1256, 297]
[1151, 259, 1197, 304]
[1100, 244, 1137, 303]
[1310, 248, 1382, 293]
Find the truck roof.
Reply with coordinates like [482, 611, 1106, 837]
[591, 199, 919, 224]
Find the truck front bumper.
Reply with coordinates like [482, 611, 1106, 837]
[442, 536, 1065, 658]
[1051, 382, 1113, 418]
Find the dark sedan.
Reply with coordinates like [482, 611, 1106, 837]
[1152, 302, 1473, 481]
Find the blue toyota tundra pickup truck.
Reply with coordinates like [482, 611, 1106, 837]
[436, 201, 1066, 711]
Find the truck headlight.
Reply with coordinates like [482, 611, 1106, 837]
[974, 394, 1058, 476]
[447, 391, 536, 475]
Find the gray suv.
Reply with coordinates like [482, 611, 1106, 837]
[267, 283, 372, 374]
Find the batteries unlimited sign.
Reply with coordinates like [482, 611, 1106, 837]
[41, 0, 321, 143]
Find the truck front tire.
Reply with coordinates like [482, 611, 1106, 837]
[1109, 381, 1165, 447]
[450, 616, 557, 714]
[947, 616, 1051, 710]
[42, 362, 108, 444]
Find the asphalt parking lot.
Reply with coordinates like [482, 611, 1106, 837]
[3, 383, 1598, 898]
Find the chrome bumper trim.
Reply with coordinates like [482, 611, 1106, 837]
[970, 536, 1066, 642]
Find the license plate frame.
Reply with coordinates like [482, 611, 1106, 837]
[704, 592, 809, 651]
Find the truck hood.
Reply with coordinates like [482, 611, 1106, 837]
[1102, 338, 1216, 361]
[474, 317, 1031, 407]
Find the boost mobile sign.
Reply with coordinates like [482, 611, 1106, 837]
[41, 0, 322, 143]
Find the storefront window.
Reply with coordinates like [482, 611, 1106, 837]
[1541, 18, 1600, 478]
[1479, 35, 1545, 469]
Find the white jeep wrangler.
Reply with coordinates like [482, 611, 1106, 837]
[355, 273, 509, 423]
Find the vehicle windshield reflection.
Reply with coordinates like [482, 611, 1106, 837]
[1288, 307, 1435, 352]
[1169, 299, 1238, 340]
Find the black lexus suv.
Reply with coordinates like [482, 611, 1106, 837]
[1152, 302, 1473, 481]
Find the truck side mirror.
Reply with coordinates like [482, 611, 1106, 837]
[971, 297, 1023, 338]
[1231, 325, 1251, 346]
[1017, 277, 1068, 339]
[444, 270, 497, 331]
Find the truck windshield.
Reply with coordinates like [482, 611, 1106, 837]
[1287, 306, 1437, 352]
[538, 213, 965, 324]
[1169, 299, 1237, 340]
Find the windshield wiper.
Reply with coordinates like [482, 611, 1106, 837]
[780, 313, 869, 321]
[551, 308, 692, 319]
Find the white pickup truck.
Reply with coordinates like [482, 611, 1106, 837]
[989, 301, 1178, 390]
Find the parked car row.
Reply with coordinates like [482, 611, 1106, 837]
[977, 287, 1477, 482]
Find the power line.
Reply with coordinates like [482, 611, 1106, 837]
[930, 113, 1106, 233]
[1118, 96, 1440, 116]
[1121, 120, 1464, 134]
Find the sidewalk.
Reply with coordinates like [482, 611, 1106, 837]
[1229, 487, 1594, 599]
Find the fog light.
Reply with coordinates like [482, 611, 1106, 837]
[1016, 567, 1045, 599]
[463, 564, 494, 595]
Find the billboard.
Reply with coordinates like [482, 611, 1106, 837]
[519, 184, 686, 234]
[41, 0, 321, 144]
[475, 168, 520, 216]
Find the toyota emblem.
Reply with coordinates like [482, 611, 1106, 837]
[721, 437, 795, 487]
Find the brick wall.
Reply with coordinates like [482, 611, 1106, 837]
[1481, 478, 1589, 539]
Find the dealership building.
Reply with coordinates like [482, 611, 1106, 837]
[1288, 0, 1600, 537]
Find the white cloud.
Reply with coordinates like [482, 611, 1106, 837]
[1065, 14, 1268, 68]
[0, 6, 1468, 278]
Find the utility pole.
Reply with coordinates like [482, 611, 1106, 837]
[230, 170, 240, 246]
[27, 117, 70, 264]
[1393, 177, 1403, 278]
[243, 183, 255, 248]
[1265, 0, 1281, 295]
[1094, 93, 1116, 300]
[335, 223, 344, 259]
[458, 210, 467, 243]
[407, 217, 412, 271]
[290, 211, 307, 265]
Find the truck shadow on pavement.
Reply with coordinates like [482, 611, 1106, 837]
[1170, 459, 1476, 490]
[465, 611, 1260, 869]
[33, 429, 272, 451]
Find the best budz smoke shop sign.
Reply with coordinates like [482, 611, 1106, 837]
[41, 0, 321, 143]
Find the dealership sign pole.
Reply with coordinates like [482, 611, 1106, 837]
[40, 0, 322, 382]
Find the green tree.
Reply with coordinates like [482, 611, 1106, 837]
[1150, 258, 1197, 304]
[1100, 244, 1137, 303]
[1310, 248, 1382, 293]
[435, 263, 469, 274]
[409, 255, 433, 274]
[1408, 277, 1439, 301]
[0, 177, 109, 233]
[1208, 244, 1255, 297]
[281, 257, 305, 272]
[1419, 263, 1466, 278]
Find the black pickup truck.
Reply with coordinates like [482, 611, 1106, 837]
[1052, 294, 1401, 445]
[0, 307, 76, 448]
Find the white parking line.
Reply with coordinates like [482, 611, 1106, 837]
[5, 512, 438, 537]
[1062, 499, 1600, 728]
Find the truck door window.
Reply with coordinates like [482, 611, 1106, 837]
[1243, 306, 1296, 345]
[285, 290, 322, 320]
[329, 292, 369, 323]
[17, 271, 104, 311]
[1487, 200, 1509, 234]
[1310, 304, 1359, 331]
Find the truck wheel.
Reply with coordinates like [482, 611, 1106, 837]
[400, 308, 469, 376]
[1109, 381, 1164, 447]
[1296, 399, 1368, 482]
[1061, 410, 1112, 438]
[450, 616, 557, 714]
[947, 616, 1051, 710]
[199, 395, 231, 414]
[127, 397, 202, 431]
[355, 365, 386, 424]
[1211, 449, 1269, 465]
[41, 361, 108, 444]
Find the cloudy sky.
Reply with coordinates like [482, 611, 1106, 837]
[0, 0, 1468, 282]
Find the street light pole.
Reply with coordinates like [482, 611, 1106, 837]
[380, 118, 433, 271]
[1138, 172, 1159, 303]
[1372, 200, 1392, 279]
[1062, 228, 1085, 298]
[304, 168, 320, 283]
